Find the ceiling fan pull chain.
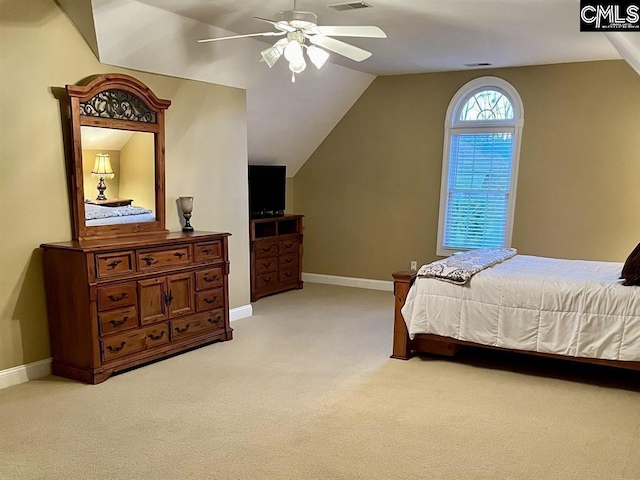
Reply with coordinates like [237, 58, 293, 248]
[291, 72, 296, 83]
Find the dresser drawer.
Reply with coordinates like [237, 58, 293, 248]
[278, 268, 298, 284]
[196, 288, 224, 312]
[136, 245, 191, 272]
[95, 251, 134, 278]
[100, 323, 169, 362]
[278, 254, 298, 269]
[195, 268, 223, 290]
[255, 242, 278, 259]
[97, 283, 137, 311]
[255, 256, 277, 274]
[256, 272, 277, 289]
[278, 239, 299, 256]
[171, 310, 224, 340]
[194, 241, 222, 263]
[98, 306, 137, 336]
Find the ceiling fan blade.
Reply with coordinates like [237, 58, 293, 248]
[307, 35, 372, 62]
[254, 16, 297, 32]
[198, 31, 285, 43]
[315, 26, 387, 38]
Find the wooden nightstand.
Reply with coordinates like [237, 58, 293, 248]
[87, 198, 133, 207]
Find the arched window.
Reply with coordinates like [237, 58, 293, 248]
[437, 77, 524, 256]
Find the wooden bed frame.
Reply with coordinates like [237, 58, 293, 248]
[391, 271, 640, 371]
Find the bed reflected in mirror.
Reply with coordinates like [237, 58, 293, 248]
[80, 126, 156, 227]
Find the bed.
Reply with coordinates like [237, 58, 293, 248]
[85, 203, 155, 226]
[392, 253, 640, 371]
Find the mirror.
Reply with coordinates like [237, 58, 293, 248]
[81, 126, 156, 227]
[65, 73, 171, 240]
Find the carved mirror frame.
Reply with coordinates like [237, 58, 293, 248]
[66, 73, 171, 241]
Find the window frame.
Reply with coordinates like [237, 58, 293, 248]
[436, 77, 525, 257]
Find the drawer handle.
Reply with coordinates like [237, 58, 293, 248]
[203, 275, 218, 283]
[106, 260, 122, 269]
[262, 262, 272, 268]
[164, 291, 174, 306]
[106, 342, 126, 353]
[284, 243, 293, 248]
[261, 277, 273, 284]
[107, 293, 128, 302]
[203, 296, 218, 304]
[285, 258, 293, 264]
[208, 316, 221, 324]
[109, 316, 129, 327]
[174, 252, 186, 259]
[202, 248, 213, 254]
[260, 247, 272, 253]
[141, 256, 156, 266]
[175, 324, 191, 334]
[283, 272, 293, 278]
[147, 331, 166, 341]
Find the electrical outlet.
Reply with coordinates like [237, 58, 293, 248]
[410, 260, 417, 271]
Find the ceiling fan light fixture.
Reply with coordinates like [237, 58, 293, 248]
[261, 46, 282, 68]
[306, 45, 330, 69]
[274, 38, 289, 52]
[289, 58, 307, 74]
[284, 39, 304, 63]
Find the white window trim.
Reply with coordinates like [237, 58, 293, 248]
[436, 76, 524, 257]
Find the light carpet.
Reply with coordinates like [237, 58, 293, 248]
[1, 283, 638, 479]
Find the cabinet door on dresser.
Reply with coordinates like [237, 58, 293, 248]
[138, 273, 195, 324]
[138, 277, 169, 325]
[167, 272, 195, 318]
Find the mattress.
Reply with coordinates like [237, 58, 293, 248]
[401, 255, 640, 362]
[85, 203, 154, 226]
[86, 213, 155, 226]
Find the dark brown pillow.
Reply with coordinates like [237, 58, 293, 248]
[621, 243, 640, 286]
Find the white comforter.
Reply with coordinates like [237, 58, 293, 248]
[401, 255, 640, 362]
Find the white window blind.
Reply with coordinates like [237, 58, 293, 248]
[444, 132, 514, 250]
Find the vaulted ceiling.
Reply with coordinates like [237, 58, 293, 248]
[135, 0, 623, 75]
[58, 0, 638, 176]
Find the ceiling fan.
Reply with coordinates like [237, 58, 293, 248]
[198, 1, 387, 82]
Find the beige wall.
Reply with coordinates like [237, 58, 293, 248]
[0, 0, 250, 371]
[294, 61, 640, 280]
[119, 132, 156, 214]
[82, 149, 121, 200]
[285, 177, 295, 214]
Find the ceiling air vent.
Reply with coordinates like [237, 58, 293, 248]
[464, 63, 493, 67]
[328, 2, 373, 12]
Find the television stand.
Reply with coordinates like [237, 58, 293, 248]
[250, 214, 304, 302]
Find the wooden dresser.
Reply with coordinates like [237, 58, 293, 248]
[41, 231, 232, 384]
[250, 215, 303, 301]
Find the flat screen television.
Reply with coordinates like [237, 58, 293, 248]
[248, 165, 286, 218]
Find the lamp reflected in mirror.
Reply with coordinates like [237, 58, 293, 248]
[179, 196, 194, 232]
[91, 153, 115, 200]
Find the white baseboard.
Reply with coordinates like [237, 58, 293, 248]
[0, 358, 52, 390]
[229, 304, 253, 322]
[302, 273, 394, 292]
